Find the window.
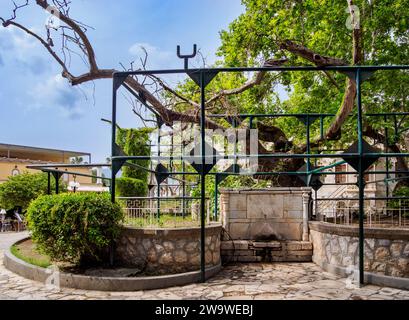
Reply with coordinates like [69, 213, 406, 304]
[335, 164, 347, 184]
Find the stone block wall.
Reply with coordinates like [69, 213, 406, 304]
[115, 225, 222, 275]
[310, 221, 409, 278]
[220, 188, 311, 241]
[221, 240, 312, 263]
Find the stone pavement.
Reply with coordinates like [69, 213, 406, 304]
[1, 232, 409, 300]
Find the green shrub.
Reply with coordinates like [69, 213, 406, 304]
[0, 172, 67, 210]
[391, 186, 409, 217]
[117, 128, 152, 182]
[116, 177, 148, 197]
[26, 192, 124, 265]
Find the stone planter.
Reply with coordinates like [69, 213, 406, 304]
[4, 237, 221, 291]
[309, 221, 409, 290]
[115, 224, 222, 275]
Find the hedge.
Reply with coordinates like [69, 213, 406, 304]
[116, 128, 152, 182]
[116, 177, 148, 197]
[26, 192, 124, 265]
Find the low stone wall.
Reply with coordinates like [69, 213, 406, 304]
[310, 221, 409, 288]
[4, 237, 221, 291]
[221, 240, 312, 263]
[115, 225, 222, 275]
[220, 188, 311, 241]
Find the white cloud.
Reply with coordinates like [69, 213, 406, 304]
[128, 42, 172, 69]
[0, 27, 37, 54]
[28, 74, 85, 120]
[0, 27, 50, 74]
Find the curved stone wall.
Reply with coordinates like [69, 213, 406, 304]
[4, 237, 221, 291]
[115, 224, 222, 275]
[310, 221, 409, 289]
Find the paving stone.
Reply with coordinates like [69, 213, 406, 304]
[204, 291, 224, 300]
[367, 294, 395, 300]
[254, 294, 284, 300]
[59, 295, 81, 300]
[220, 295, 254, 300]
[1, 232, 408, 300]
[156, 291, 182, 300]
[306, 288, 351, 300]
[378, 287, 402, 296]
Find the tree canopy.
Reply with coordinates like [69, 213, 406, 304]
[0, 172, 67, 210]
[1, 0, 408, 187]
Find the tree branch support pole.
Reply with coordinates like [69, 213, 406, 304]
[356, 68, 365, 286]
[302, 190, 310, 241]
[109, 75, 119, 267]
[214, 176, 219, 221]
[47, 172, 51, 195]
[182, 143, 186, 218]
[200, 71, 206, 283]
[157, 127, 161, 221]
[384, 115, 390, 206]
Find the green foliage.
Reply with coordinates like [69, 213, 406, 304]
[116, 177, 148, 197]
[26, 192, 124, 265]
[215, 0, 409, 149]
[393, 186, 409, 198]
[0, 172, 67, 211]
[117, 128, 153, 181]
[391, 186, 409, 216]
[126, 214, 198, 228]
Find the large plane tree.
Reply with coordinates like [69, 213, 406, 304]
[1, 0, 408, 187]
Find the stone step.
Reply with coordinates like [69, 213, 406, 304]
[252, 241, 281, 249]
[221, 240, 313, 263]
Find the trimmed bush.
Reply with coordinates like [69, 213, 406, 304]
[116, 177, 148, 197]
[26, 192, 124, 265]
[0, 172, 66, 211]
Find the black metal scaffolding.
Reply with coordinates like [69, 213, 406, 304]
[27, 55, 409, 286]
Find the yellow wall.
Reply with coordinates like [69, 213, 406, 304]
[0, 161, 93, 185]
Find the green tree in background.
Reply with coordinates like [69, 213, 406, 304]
[2, 1, 408, 190]
[213, 0, 409, 187]
[173, 0, 408, 188]
[0, 172, 67, 211]
[115, 128, 153, 197]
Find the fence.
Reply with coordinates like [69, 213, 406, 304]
[314, 199, 409, 228]
[118, 196, 213, 228]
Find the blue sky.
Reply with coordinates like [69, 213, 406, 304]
[0, 0, 244, 162]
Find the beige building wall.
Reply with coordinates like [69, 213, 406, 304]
[0, 160, 94, 185]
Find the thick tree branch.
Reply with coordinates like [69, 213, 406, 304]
[35, 0, 99, 72]
[257, 122, 293, 152]
[278, 39, 358, 148]
[325, 78, 357, 140]
[347, 0, 363, 64]
[206, 58, 287, 105]
[280, 40, 348, 66]
[149, 75, 200, 109]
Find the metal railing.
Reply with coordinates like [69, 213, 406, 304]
[315, 199, 409, 228]
[118, 196, 214, 228]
